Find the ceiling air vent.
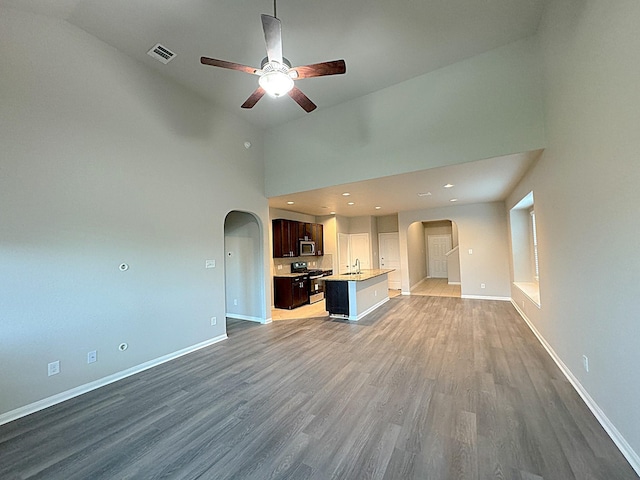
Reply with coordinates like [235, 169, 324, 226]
[147, 43, 176, 64]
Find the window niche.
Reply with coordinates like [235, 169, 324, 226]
[510, 191, 541, 306]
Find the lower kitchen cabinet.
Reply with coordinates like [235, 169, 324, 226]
[324, 281, 349, 315]
[274, 275, 309, 309]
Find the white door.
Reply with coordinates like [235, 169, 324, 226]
[338, 233, 351, 274]
[350, 233, 370, 270]
[379, 232, 401, 290]
[428, 235, 451, 278]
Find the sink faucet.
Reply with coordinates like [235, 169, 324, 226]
[354, 258, 361, 274]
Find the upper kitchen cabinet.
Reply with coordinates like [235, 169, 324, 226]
[273, 219, 299, 258]
[298, 222, 313, 241]
[312, 223, 323, 256]
[273, 219, 324, 258]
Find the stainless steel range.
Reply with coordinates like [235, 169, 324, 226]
[290, 261, 333, 304]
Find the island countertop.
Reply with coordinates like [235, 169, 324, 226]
[322, 269, 394, 282]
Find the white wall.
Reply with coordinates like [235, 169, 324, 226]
[0, 9, 268, 418]
[506, 0, 640, 466]
[224, 212, 264, 321]
[509, 207, 534, 282]
[376, 215, 399, 234]
[399, 203, 511, 298]
[265, 37, 545, 197]
[405, 221, 427, 290]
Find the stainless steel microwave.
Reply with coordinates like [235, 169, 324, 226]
[299, 240, 316, 256]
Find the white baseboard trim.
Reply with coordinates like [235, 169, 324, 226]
[0, 334, 228, 427]
[461, 294, 510, 301]
[510, 300, 640, 476]
[225, 313, 268, 324]
[401, 291, 411, 296]
[354, 297, 390, 321]
[330, 297, 390, 322]
[448, 281, 461, 285]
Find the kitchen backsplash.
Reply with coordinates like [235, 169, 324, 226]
[272, 253, 334, 275]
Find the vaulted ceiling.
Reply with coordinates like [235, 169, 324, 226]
[2, 0, 547, 216]
[2, 0, 546, 128]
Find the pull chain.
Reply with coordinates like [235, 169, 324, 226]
[273, 0, 277, 18]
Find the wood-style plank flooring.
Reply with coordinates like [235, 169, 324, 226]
[1, 296, 636, 479]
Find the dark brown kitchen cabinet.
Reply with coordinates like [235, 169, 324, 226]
[273, 218, 324, 257]
[298, 222, 313, 241]
[274, 275, 309, 309]
[273, 219, 299, 258]
[312, 223, 324, 256]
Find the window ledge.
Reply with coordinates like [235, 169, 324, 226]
[513, 282, 541, 308]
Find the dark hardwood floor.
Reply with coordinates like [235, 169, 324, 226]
[0, 296, 636, 479]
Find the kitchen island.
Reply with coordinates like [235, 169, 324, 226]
[323, 269, 393, 321]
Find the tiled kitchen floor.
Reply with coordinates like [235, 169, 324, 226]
[270, 279, 459, 321]
[271, 299, 329, 320]
[410, 277, 461, 298]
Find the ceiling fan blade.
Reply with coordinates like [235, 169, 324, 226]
[291, 60, 346, 79]
[261, 14, 283, 64]
[288, 86, 317, 113]
[241, 87, 266, 109]
[200, 57, 260, 75]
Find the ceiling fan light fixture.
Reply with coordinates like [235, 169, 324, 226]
[259, 71, 294, 97]
[259, 60, 294, 97]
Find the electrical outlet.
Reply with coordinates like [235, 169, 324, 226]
[233, 299, 238, 306]
[87, 351, 97, 364]
[468, 249, 473, 255]
[374, 290, 377, 297]
[481, 283, 486, 289]
[582, 355, 589, 372]
[211, 316, 217, 326]
[48, 360, 60, 376]
[205, 259, 215, 269]
[277, 265, 282, 270]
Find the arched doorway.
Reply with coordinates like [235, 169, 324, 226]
[224, 211, 266, 327]
[405, 219, 461, 297]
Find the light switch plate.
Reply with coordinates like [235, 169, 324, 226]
[205, 259, 216, 269]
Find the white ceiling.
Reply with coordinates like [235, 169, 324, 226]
[269, 151, 542, 218]
[2, 0, 546, 128]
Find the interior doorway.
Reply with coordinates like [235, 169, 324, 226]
[338, 233, 370, 274]
[427, 234, 452, 278]
[379, 232, 401, 290]
[224, 211, 265, 325]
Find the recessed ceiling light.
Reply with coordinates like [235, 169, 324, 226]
[342, 192, 351, 196]
[450, 198, 458, 202]
[444, 183, 454, 188]
[375, 206, 382, 210]
[287, 201, 294, 205]
[417, 192, 432, 197]
[347, 202, 355, 205]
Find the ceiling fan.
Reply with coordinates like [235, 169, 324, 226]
[200, 1, 346, 113]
